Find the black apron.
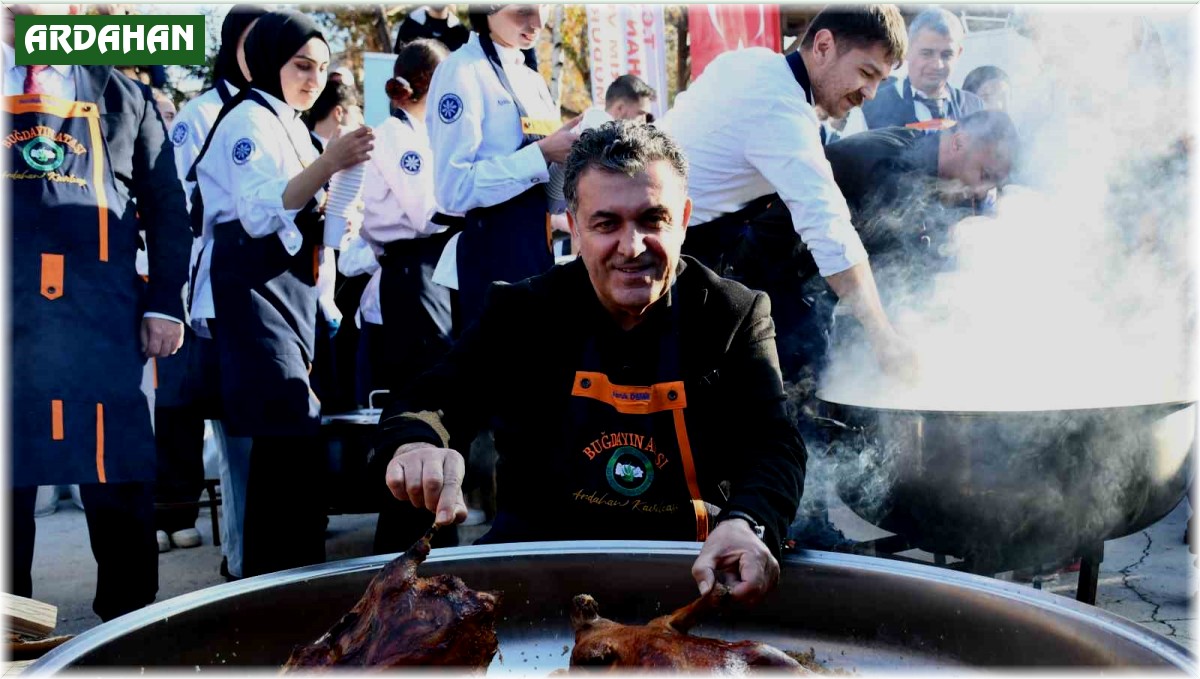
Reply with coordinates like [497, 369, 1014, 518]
[455, 37, 558, 330]
[478, 299, 709, 544]
[207, 91, 324, 437]
[7, 91, 154, 487]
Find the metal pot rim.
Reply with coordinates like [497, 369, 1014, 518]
[33, 541, 1196, 673]
[816, 395, 1197, 417]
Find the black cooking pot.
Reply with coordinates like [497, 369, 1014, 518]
[816, 397, 1196, 572]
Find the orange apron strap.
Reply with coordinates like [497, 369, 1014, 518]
[85, 112, 109, 261]
[151, 357, 158, 390]
[95, 403, 107, 483]
[51, 400, 64, 441]
[672, 408, 708, 541]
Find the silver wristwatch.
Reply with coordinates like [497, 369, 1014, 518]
[719, 510, 766, 541]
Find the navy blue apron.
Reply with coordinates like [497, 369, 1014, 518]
[206, 91, 324, 437]
[478, 296, 709, 544]
[7, 91, 155, 487]
[455, 35, 557, 331]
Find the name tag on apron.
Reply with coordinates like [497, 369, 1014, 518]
[520, 117, 560, 137]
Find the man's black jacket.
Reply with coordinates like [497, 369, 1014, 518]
[375, 256, 806, 554]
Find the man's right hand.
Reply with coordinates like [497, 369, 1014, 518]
[385, 442, 469, 526]
[872, 327, 919, 383]
[536, 115, 583, 165]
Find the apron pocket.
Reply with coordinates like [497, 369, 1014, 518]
[40, 253, 64, 300]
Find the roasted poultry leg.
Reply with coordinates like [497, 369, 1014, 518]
[569, 585, 807, 672]
[283, 527, 501, 671]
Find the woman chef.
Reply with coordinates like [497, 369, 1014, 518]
[426, 4, 578, 331]
[193, 9, 374, 577]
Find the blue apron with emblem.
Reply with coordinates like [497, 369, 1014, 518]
[6, 91, 155, 487]
[454, 36, 556, 331]
[206, 91, 324, 437]
[477, 298, 709, 545]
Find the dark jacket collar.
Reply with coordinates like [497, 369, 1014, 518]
[784, 51, 815, 106]
[902, 131, 942, 177]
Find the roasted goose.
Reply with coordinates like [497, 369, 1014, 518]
[568, 586, 807, 672]
[282, 527, 500, 671]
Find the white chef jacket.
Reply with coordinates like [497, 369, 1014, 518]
[362, 112, 442, 245]
[168, 80, 236, 332]
[193, 88, 324, 325]
[426, 31, 556, 215]
[659, 48, 868, 277]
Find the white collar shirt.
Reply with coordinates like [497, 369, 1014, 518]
[659, 48, 867, 277]
[1, 43, 73, 98]
[191, 88, 322, 325]
[362, 113, 442, 245]
[425, 31, 555, 215]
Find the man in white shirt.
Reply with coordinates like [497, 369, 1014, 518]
[660, 5, 914, 376]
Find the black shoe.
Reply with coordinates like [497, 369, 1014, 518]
[219, 556, 240, 583]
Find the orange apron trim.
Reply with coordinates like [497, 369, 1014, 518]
[40, 253, 64, 300]
[905, 118, 957, 131]
[151, 357, 158, 389]
[545, 212, 553, 253]
[51, 400, 64, 441]
[86, 113, 109, 261]
[3, 94, 109, 261]
[572, 371, 687, 415]
[672, 408, 708, 541]
[572, 371, 707, 541]
[95, 403, 106, 483]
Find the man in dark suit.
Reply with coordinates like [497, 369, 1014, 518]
[859, 8, 984, 132]
[377, 121, 807, 604]
[4, 4, 192, 621]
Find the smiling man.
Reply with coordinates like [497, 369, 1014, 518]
[375, 121, 807, 604]
[859, 8, 984, 131]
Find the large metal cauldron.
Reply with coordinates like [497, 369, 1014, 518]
[31, 542, 1194, 672]
[818, 398, 1196, 572]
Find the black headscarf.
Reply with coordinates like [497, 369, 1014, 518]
[213, 5, 267, 90]
[243, 9, 328, 103]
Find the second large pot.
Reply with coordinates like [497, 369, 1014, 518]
[817, 398, 1196, 572]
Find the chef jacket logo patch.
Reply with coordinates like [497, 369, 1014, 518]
[605, 447, 654, 497]
[170, 121, 188, 146]
[400, 150, 422, 175]
[21, 136, 65, 172]
[232, 138, 255, 165]
[438, 93, 463, 123]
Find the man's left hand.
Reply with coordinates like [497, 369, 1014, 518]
[691, 518, 780, 606]
[141, 317, 184, 358]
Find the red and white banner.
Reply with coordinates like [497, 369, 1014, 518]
[586, 5, 669, 120]
[687, 4, 781, 81]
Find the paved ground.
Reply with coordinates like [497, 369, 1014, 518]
[23, 491, 1198, 653]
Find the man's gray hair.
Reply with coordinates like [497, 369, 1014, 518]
[563, 121, 688, 214]
[908, 7, 966, 44]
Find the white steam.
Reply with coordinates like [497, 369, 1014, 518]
[820, 8, 1196, 412]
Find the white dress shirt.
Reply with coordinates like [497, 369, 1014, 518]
[193, 88, 324, 325]
[660, 48, 868, 277]
[426, 31, 557, 215]
[362, 113, 442, 245]
[2, 43, 73, 98]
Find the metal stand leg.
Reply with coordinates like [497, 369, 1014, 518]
[1076, 544, 1103, 605]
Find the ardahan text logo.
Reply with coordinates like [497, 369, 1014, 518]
[15, 15, 204, 66]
